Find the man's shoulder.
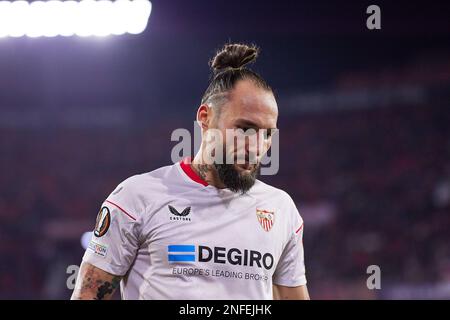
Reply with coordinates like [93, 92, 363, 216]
[121, 163, 177, 187]
[252, 179, 295, 204]
[252, 180, 303, 228]
[104, 163, 179, 218]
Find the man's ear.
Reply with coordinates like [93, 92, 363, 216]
[196, 104, 211, 130]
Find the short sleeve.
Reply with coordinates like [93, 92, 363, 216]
[273, 202, 307, 287]
[82, 183, 141, 276]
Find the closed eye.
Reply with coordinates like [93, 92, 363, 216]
[263, 128, 277, 138]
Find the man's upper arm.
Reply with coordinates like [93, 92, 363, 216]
[82, 182, 142, 277]
[273, 195, 307, 288]
[75, 180, 144, 300]
[273, 284, 310, 300]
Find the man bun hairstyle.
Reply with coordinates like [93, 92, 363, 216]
[210, 43, 259, 72]
[201, 43, 272, 107]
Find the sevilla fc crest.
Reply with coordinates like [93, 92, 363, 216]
[256, 209, 275, 232]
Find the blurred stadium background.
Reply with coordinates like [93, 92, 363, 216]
[1, 0, 450, 299]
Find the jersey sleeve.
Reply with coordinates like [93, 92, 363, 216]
[272, 200, 307, 287]
[82, 183, 142, 276]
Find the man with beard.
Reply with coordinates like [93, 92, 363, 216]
[72, 43, 309, 300]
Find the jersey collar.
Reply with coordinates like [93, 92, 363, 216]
[179, 157, 209, 187]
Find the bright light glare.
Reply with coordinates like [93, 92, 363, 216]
[9, 1, 29, 37]
[0, 0, 152, 38]
[0, 1, 12, 37]
[81, 231, 92, 249]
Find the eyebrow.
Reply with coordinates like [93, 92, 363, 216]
[235, 119, 277, 130]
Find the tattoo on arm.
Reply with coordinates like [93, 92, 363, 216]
[95, 277, 121, 300]
[71, 262, 122, 300]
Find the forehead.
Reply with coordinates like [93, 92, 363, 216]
[224, 80, 278, 128]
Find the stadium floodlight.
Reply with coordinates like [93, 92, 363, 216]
[0, 0, 152, 38]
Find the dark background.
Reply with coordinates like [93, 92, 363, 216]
[1, 0, 450, 299]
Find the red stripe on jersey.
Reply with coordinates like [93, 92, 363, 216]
[295, 223, 304, 234]
[180, 157, 209, 186]
[105, 199, 137, 221]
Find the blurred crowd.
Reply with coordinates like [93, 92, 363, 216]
[1, 99, 449, 299]
[279, 104, 450, 298]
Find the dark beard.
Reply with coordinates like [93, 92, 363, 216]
[213, 163, 260, 194]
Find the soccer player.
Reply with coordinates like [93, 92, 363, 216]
[71, 43, 309, 300]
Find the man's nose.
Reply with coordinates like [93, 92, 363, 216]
[245, 138, 261, 162]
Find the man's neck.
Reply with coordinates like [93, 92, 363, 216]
[191, 152, 226, 189]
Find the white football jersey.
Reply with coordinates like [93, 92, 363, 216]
[82, 158, 306, 300]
